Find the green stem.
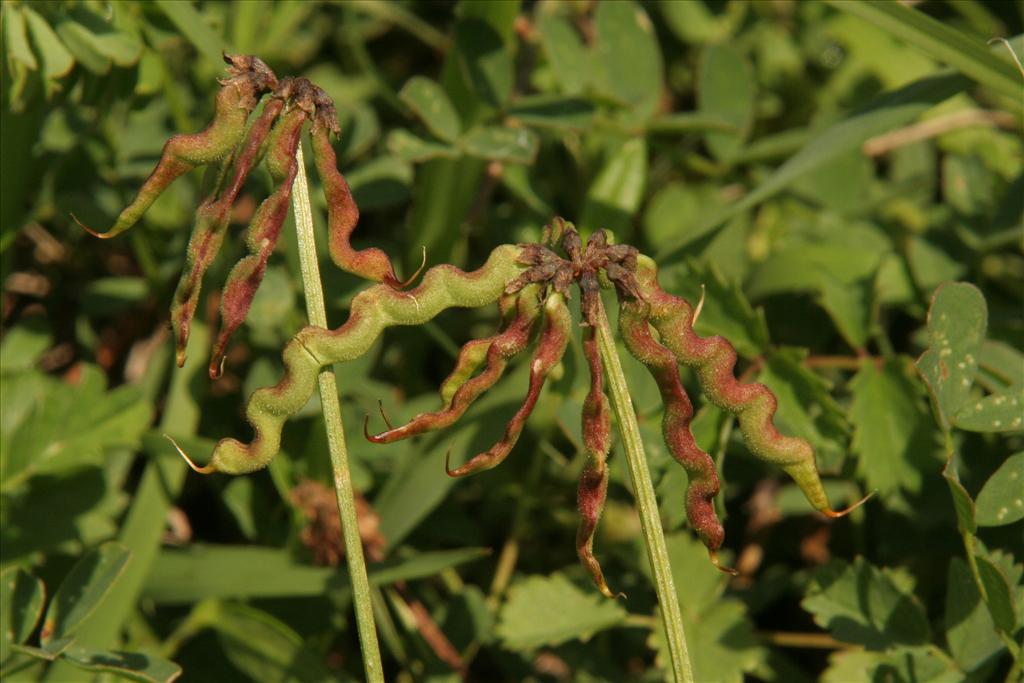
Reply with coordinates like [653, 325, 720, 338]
[292, 145, 385, 683]
[592, 294, 694, 683]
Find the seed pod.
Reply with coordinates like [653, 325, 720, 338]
[310, 110, 399, 286]
[446, 292, 570, 477]
[631, 255, 847, 516]
[366, 288, 541, 443]
[189, 245, 528, 474]
[618, 296, 726, 563]
[577, 325, 614, 597]
[78, 54, 277, 239]
[170, 93, 289, 367]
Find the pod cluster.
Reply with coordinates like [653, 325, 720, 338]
[79, 54, 405, 378]
[87, 58, 860, 596]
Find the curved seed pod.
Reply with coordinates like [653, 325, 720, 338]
[77, 54, 277, 239]
[171, 95, 290, 368]
[618, 297, 727, 567]
[577, 325, 614, 598]
[446, 292, 571, 478]
[367, 288, 541, 443]
[185, 245, 527, 474]
[310, 113, 400, 286]
[632, 255, 850, 516]
[208, 103, 310, 377]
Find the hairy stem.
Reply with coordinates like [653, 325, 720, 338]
[292, 145, 384, 683]
[592, 294, 694, 683]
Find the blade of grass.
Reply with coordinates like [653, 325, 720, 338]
[825, 0, 1021, 101]
[292, 144, 384, 683]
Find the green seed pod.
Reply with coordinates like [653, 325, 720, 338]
[77, 54, 277, 239]
[183, 245, 527, 474]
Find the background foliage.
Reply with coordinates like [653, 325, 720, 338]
[2, 1, 1022, 681]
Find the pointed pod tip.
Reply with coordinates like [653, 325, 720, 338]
[71, 213, 118, 240]
[709, 550, 739, 576]
[208, 353, 226, 380]
[822, 490, 876, 519]
[164, 434, 216, 474]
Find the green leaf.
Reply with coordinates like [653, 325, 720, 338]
[945, 557, 1003, 673]
[822, 646, 962, 683]
[698, 43, 755, 161]
[59, 645, 182, 683]
[347, 156, 413, 211]
[506, 94, 596, 131]
[81, 277, 149, 316]
[943, 461, 977, 535]
[1, 568, 45, 662]
[848, 359, 934, 496]
[459, 126, 538, 164]
[580, 138, 647, 235]
[662, 533, 728, 616]
[399, 76, 461, 143]
[816, 272, 875, 350]
[953, 388, 1024, 433]
[0, 318, 50, 374]
[152, 0, 226, 67]
[802, 557, 931, 648]
[385, 129, 458, 163]
[649, 600, 764, 683]
[535, 13, 589, 96]
[657, 72, 969, 258]
[747, 243, 882, 300]
[978, 340, 1024, 392]
[665, 262, 770, 359]
[975, 452, 1024, 527]
[825, 0, 1022, 102]
[186, 601, 329, 682]
[54, 20, 110, 74]
[22, 7, 73, 82]
[758, 349, 849, 471]
[4, 6, 38, 72]
[647, 112, 738, 134]
[593, 1, 663, 120]
[452, 18, 513, 110]
[143, 545, 488, 603]
[975, 556, 1017, 633]
[916, 282, 988, 431]
[42, 543, 131, 644]
[496, 574, 627, 650]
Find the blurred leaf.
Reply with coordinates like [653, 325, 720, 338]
[647, 112, 737, 134]
[153, 0, 226, 67]
[974, 452, 1024, 527]
[660, 0, 744, 45]
[399, 76, 461, 143]
[42, 543, 130, 644]
[60, 645, 182, 683]
[826, 0, 1022, 102]
[593, 1, 663, 120]
[22, 7, 73, 83]
[81, 277, 149, 316]
[459, 126, 538, 164]
[978, 340, 1024, 392]
[649, 600, 763, 683]
[916, 282, 987, 431]
[658, 72, 970, 258]
[802, 557, 931, 648]
[4, 6, 38, 72]
[821, 646, 962, 683]
[144, 545, 488, 603]
[535, 13, 589, 96]
[975, 556, 1017, 633]
[452, 18, 512, 110]
[747, 244, 882, 299]
[496, 574, 626, 650]
[953, 388, 1024, 433]
[1, 568, 45, 661]
[0, 318, 50, 374]
[848, 359, 934, 496]
[945, 557, 1003, 673]
[386, 129, 458, 163]
[347, 156, 413, 211]
[580, 138, 647, 235]
[507, 94, 596, 131]
[816, 272, 875, 350]
[698, 43, 755, 161]
[758, 349, 849, 471]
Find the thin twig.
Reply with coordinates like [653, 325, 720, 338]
[863, 109, 1017, 156]
[292, 145, 385, 683]
[592, 294, 695, 683]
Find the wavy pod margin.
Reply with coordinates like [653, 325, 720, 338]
[204, 244, 527, 474]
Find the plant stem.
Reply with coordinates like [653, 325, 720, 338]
[292, 145, 385, 683]
[592, 294, 694, 683]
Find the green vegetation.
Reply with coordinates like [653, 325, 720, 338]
[2, 1, 1022, 681]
